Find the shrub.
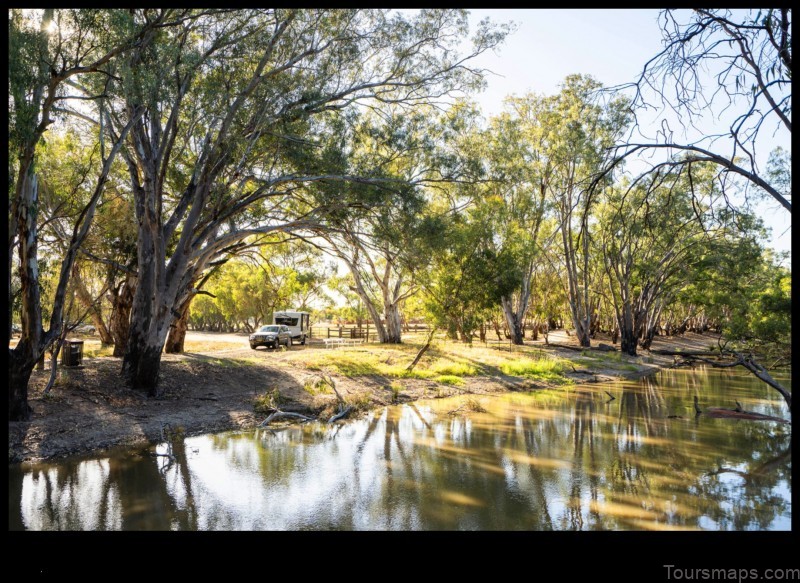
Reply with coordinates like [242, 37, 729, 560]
[253, 388, 286, 412]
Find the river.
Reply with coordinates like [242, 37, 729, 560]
[8, 366, 791, 530]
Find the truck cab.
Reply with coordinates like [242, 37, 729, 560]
[272, 311, 311, 345]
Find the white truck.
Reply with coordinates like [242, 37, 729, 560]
[272, 311, 311, 345]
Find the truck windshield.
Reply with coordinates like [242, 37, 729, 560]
[259, 326, 281, 333]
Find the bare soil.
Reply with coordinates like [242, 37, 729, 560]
[8, 330, 720, 463]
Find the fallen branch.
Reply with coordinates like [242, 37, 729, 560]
[693, 396, 790, 424]
[604, 391, 616, 401]
[259, 409, 315, 426]
[328, 406, 353, 423]
[406, 326, 437, 372]
[681, 351, 791, 411]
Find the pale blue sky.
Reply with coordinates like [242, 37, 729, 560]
[467, 9, 664, 113]
[463, 9, 791, 256]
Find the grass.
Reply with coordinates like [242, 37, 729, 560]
[253, 388, 287, 413]
[499, 358, 565, 381]
[286, 340, 575, 387]
[345, 393, 373, 412]
[389, 381, 402, 404]
[429, 360, 477, 376]
[435, 375, 464, 386]
[304, 377, 334, 396]
[297, 346, 478, 380]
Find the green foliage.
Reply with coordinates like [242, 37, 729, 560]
[189, 238, 329, 331]
[418, 206, 524, 341]
[722, 261, 791, 355]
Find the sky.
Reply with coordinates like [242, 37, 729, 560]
[460, 9, 791, 257]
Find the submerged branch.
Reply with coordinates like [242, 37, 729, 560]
[680, 352, 791, 412]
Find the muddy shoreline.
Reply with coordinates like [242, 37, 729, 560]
[8, 331, 715, 463]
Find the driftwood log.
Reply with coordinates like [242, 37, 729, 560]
[259, 410, 316, 426]
[693, 396, 790, 424]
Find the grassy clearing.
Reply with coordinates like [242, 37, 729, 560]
[295, 346, 480, 380]
[285, 339, 571, 385]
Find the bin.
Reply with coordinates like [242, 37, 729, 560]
[61, 339, 84, 367]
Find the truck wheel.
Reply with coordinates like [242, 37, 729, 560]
[287, 336, 293, 347]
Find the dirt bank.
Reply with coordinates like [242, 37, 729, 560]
[8, 330, 720, 463]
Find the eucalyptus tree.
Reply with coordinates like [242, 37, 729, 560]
[613, 9, 791, 213]
[8, 9, 171, 420]
[316, 209, 418, 344]
[415, 201, 521, 343]
[102, 9, 507, 390]
[482, 97, 553, 344]
[537, 75, 631, 347]
[310, 107, 445, 344]
[596, 162, 766, 356]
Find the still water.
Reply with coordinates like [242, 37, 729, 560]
[8, 367, 791, 530]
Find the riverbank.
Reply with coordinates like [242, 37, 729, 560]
[8, 330, 720, 463]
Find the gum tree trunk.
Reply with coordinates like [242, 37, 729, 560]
[9, 344, 36, 421]
[383, 302, 403, 344]
[164, 296, 191, 354]
[501, 295, 525, 345]
[109, 276, 136, 357]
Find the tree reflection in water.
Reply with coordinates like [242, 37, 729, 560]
[9, 368, 791, 530]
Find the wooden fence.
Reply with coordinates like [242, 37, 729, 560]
[309, 324, 429, 343]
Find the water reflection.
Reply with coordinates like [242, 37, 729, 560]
[9, 367, 791, 531]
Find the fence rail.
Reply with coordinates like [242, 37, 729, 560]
[310, 326, 377, 342]
[308, 324, 430, 343]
